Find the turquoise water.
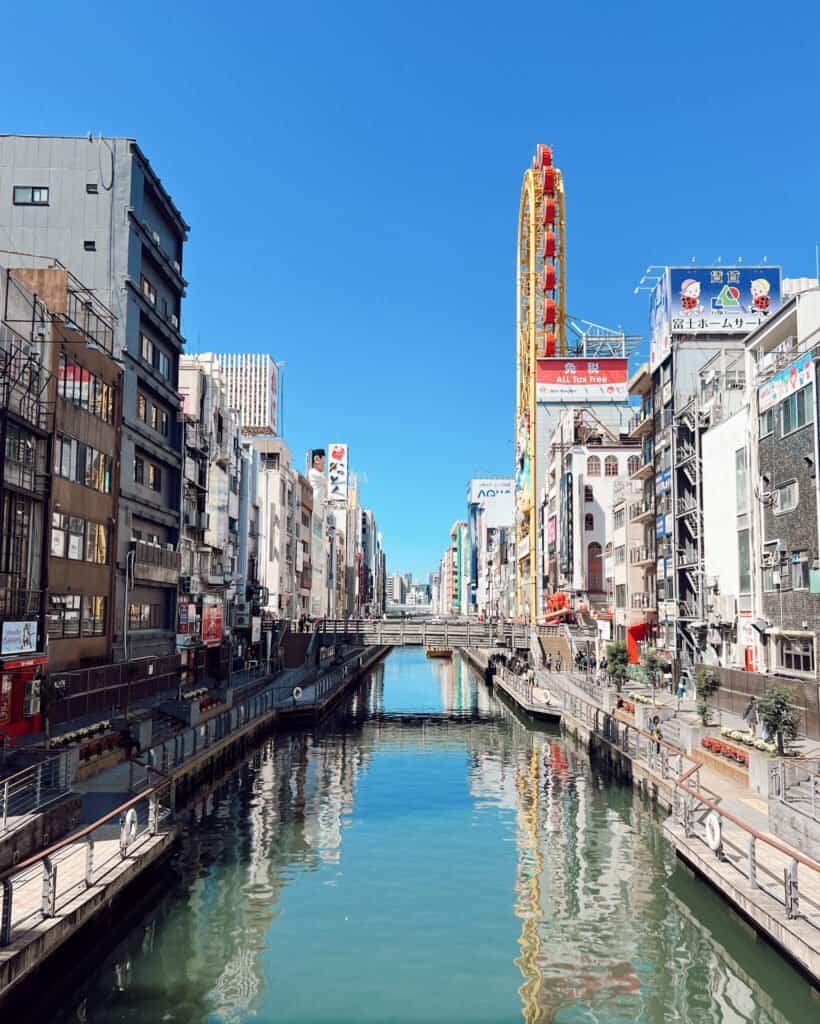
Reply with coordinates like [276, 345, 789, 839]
[43, 649, 818, 1023]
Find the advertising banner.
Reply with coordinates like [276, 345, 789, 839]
[536, 358, 628, 402]
[547, 514, 557, 554]
[668, 267, 782, 335]
[559, 473, 573, 577]
[758, 352, 815, 413]
[649, 273, 671, 372]
[1, 621, 37, 656]
[468, 478, 514, 528]
[655, 468, 672, 494]
[202, 598, 224, 648]
[327, 443, 349, 503]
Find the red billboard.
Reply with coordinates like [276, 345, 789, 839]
[536, 358, 628, 402]
[202, 600, 223, 647]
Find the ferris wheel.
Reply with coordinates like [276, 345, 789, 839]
[515, 144, 566, 619]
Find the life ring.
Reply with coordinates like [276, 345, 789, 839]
[535, 689, 552, 706]
[705, 811, 722, 852]
[122, 808, 138, 848]
[292, 686, 303, 701]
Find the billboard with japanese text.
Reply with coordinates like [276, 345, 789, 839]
[327, 443, 349, 503]
[467, 478, 514, 528]
[202, 598, 223, 647]
[668, 267, 781, 335]
[758, 352, 815, 413]
[536, 358, 628, 402]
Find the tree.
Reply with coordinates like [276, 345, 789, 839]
[642, 648, 661, 703]
[695, 665, 720, 726]
[759, 684, 801, 756]
[605, 641, 629, 693]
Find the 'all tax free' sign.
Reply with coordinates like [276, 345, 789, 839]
[536, 358, 628, 402]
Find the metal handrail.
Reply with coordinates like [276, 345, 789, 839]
[0, 753, 70, 835]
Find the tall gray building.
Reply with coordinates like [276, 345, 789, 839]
[0, 135, 189, 659]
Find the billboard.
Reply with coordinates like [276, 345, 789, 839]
[202, 598, 223, 647]
[758, 352, 815, 413]
[468, 478, 514, 528]
[1, 621, 36, 655]
[536, 358, 628, 402]
[649, 275, 671, 372]
[327, 443, 349, 503]
[559, 473, 573, 577]
[668, 267, 782, 335]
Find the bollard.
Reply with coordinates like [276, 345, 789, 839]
[0, 879, 13, 945]
[41, 857, 57, 917]
[85, 837, 95, 887]
[748, 836, 757, 889]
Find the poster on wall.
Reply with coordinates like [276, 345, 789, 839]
[1, 621, 37, 656]
[201, 599, 224, 647]
[668, 267, 782, 335]
[758, 352, 815, 413]
[327, 443, 349, 503]
[536, 358, 628, 402]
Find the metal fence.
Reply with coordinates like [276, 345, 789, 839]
[769, 757, 820, 823]
[559, 683, 820, 934]
[0, 782, 172, 946]
[0, 753, 71, 837]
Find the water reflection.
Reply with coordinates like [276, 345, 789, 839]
[44, 650, 816, 1024]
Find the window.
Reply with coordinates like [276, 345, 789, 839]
[85, 522, 109, 564]
[13, 186, 49, 206]
[792, 550, 810, 590]
[54, 435, 111, 493]
[779, 636, 814, 675]
[86, 183, 99, 195]
[587, 455, 600, 477]
[148, 464, 162, 492]
[83, 240, 96, 252]
[156, 351, 170, 379]
[67, 517, 85, 560]
[140, 334, 154, 363]
[57, 353, 114, 424]
[774, 480, 798, 515]
[134, 457, 145, 484]
[137, 394, 147, 422]
[50, 512, 66, 558]
[782, 384, 813, 435]
[47, 594, 81, 639]
[734, 448, 749, 515]
[759, 408, 774, 437]
[128, 602, 161, 630]
[627, 454, 641, 476]
[141, 275, 157, 306]
[585, 513, 594, 531]
[615, 545, 626, 565]
[738, 529, 751, 594]
[604, 455, 618, 477]
[159, 410, 169, 436]
[150, 404, 159, 431]
[613, 508, 625, 530]
[615, 584, 627, 609]
[584, 485, 593, 503]
[82, 595, 107, 636]
[763, 565, 777, 592]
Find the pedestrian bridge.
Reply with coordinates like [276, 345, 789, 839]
[316, 619, 532, 649]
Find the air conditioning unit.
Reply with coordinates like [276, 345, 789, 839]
[761, 552, 774, 568]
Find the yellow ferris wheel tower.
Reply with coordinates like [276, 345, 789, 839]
[515, 144, 566, 621]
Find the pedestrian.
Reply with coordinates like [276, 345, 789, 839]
[677, 676, 686, 702]
[663, 668, 673, 694]
[545, 653, 552, 672]
[651, 715, 662, 754]
[556, 655, 562, 673]
[742, 696, 760, 738]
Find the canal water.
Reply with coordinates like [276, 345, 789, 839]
[41, 648, 817, 1023]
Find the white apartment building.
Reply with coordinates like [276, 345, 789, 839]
[254, 437, 298, 617]
[215, 353, 279, 436]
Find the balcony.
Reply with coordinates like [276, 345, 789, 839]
[630, 455, 655, 482]
[0, 584, 43, 619]
[628, 408, 653, 440]
[132, 539, 181, 586]
[628, 499, 654, 524]
[631, 592, 656, 610]
[630, 546, 655, 566]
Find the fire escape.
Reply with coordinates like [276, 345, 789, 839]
[673, 397, 705, 671]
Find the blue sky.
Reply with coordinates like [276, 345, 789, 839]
[5, 2, 820, 578]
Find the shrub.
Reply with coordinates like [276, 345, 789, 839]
[759, 684, 801, 756]
[695, 666, 720, 725]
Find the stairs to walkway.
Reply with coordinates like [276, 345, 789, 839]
[538, 634, 572, 669]
[283, 632, 312, 668]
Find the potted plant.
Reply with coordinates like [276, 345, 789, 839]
[759, 684, 801, 756]
[604, 641, 629, 693]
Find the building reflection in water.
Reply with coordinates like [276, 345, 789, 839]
[53, 652, 818, 1024]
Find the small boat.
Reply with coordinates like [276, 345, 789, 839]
[425, 646, 452, 659]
